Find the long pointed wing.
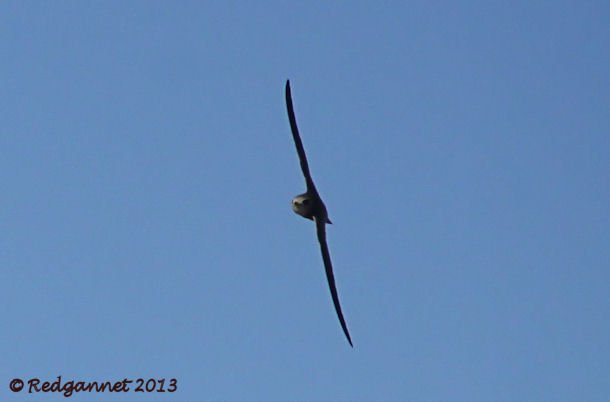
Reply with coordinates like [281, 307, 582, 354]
[315, 216, 353, 347]
[285, 80, 317, 193]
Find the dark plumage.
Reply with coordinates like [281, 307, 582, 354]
[285, 80, 353, 347]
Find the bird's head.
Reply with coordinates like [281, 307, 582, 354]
[292, 192, 331, 224]
[292, 193, 315, 220]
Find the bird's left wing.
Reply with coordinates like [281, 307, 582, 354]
[315, 216, 353, 347]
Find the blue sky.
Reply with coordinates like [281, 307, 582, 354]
[1, 2, 609, 401]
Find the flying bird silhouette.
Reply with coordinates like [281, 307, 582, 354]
[285, 80, 353, 347]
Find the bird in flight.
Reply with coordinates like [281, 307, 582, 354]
[285, 80, 353, 347]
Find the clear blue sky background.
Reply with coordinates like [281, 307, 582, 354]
[1, 2, 609, 401]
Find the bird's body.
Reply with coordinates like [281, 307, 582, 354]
[291, 192, 332, 224]
[285, 80, 353, 347]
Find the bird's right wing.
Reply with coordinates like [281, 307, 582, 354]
[285, 80, 317, 193]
